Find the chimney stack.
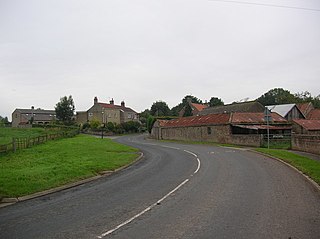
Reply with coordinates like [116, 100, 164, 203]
[121, 101, 125, 107]
[110, 98, 114, 105]
[94, 96, 98, 104]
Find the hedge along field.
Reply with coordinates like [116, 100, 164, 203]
[0, 134, 139, 198]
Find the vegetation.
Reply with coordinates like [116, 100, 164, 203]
[55, 95, 75, 125]
[255, 148, 320, 185]
[0, 127, 56, 145]
[209, 97, 224, 107]
[0, 116, 9, 127]
[183, 103, 193, 117]
[150, 101, 171, 116]
[0, 134, 139, 198]
[83, 120, 142, 135]
[257, 88, 320, 107]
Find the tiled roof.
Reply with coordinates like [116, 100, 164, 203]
[293, 119, 320, 131]
[98, 103, 137, 113]
[200, 101, 264, 115]
[158, 113, 231, 128]
[307, 109, 320, 120]
[191, 103, 207, 112]
[15, 108, 56, 114]
[231, 112, 287, 124]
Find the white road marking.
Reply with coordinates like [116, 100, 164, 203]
[97, 179, 189, 238]
[97, 140, 202, 238]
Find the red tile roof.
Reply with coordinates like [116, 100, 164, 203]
[293, 119, 320, 131]
[98, 103, 137, 113]
[191, 103, 207, 112]
[231, 112, 287, 124]
[307, 109, 320, 120]
[158, 113, 231, 128]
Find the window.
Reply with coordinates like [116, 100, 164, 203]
[207, 127, 212, 135]
[88, 113, 93, 117]
[128, 114, 132, 119]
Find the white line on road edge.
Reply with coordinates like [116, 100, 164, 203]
[97, 179, 189, 238]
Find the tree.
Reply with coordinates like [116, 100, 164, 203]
[171, 95, 203, 116]
[183, 103, 193, 117]
[147, 115, 156, 133]
[150, 101, 170, 116]
[55, 95, 75, 125]
[209, 97, 224, 107]
[257, 88, 296, 106]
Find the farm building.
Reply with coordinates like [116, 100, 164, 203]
[12, 107, 56, 128]
[151, 112, 291, 147]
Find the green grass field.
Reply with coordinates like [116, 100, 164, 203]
[0, 127, 57, 144]
[0, 134, 139, 198]
[256, 148, 320, 185]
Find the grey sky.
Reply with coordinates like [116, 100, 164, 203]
[1, 0, 320, 120]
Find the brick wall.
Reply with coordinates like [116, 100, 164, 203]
[292, 134, 320, 155]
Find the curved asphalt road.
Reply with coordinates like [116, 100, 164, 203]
[0, 134, 319, 238]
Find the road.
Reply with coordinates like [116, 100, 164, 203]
[0, 134, 319, 239]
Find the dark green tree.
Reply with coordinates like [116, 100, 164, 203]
[209, 97, 224, 107]
[55, 95, 75, 125]
[150, 101, 170, 116]
[183, 103, 193, 117]
[147, 115, 156, 133]
[257, 88, 296, 106]
[171, 95, 203, 116]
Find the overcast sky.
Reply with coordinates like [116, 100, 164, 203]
[1, 0, 320, 120]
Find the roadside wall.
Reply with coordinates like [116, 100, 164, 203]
[292, 134, 320, 155]
[152, 124, 262, 147]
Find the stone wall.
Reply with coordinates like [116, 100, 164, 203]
[292, 134, 320, 155]
[152, 124, 262, 147]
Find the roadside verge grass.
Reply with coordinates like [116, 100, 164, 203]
[0, 134, 139, 198]
[255, 148, 320, 185]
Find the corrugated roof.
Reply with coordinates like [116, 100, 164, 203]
[293, 119, 320, 131]
[233, 124, 291, 130]
[157, 113, 231, 128]
[296, 102, 313, 117]
[266, 104, 296, 117]
[231, 112, 287, 124]
[307, 109, 320, 120]
[200, 101, 265, 115]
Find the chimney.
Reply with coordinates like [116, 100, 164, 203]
[31, 106, 34, 110]
[110, 98, 114, 105]
[94, 96, 98, 104]
[121, 101, 125, 107]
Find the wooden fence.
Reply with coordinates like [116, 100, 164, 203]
[0, 130, 79, 154]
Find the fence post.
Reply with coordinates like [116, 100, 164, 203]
[12, 138, 16, 152]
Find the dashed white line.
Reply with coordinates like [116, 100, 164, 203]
[97, 142, 201, 238]
[97, 179, 189, 238]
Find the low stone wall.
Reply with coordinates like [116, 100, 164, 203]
[152, 124, 262, 147]
[292, 134, 320, 155]
[228, 135, 262, 147]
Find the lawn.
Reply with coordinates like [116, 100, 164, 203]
[255, 148, 320, 185]
[0, 127, 56, 144]
[0, 134, 139, 198]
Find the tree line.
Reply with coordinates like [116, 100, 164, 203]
[140, 88, 320, 133]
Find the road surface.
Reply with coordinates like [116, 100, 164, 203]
[0, 134, 319, 238]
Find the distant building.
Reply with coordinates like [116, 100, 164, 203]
[292, 119, 320, 135]
[76, 97, 139, 125]
[266, 103, 304, 121]
[199, 101, 265, 116]
[179, 98, 208, 117]
[12, 107, 56, 128]
[151, 112, 290, 147]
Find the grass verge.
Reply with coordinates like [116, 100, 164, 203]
[255, 148, 320, 185]
[0, 134, 139, 198]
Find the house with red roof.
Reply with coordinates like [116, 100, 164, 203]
[151, 112, 290, 147]
[76, 97, 139, 125]
[178, 99, 208, 117]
